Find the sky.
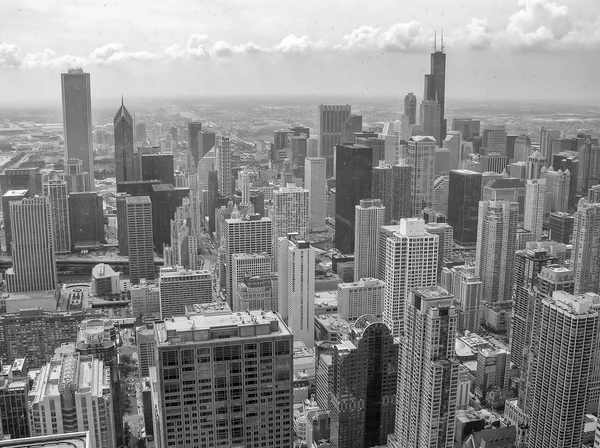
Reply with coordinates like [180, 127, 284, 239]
[1, 0, 600, 105]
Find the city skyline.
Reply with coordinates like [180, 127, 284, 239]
[1, 0, 600, 103]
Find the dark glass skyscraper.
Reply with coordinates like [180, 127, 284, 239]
[335, 143, 372, 254]
[188, 121, 203, 166]
[404, 93, 417, 125]
[423, 37, 447, 140]
[141, 154, 175, 186]
[114, 100, 134, 184]
[447, 169, 482, 244]
[61, 69, 94, 191]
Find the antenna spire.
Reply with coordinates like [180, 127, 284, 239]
[121, 94, 124, 107]
[441, 29, 445, 53]
[434, 30, 437, 52]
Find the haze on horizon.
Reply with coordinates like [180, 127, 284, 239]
[1, 0, 599, 105]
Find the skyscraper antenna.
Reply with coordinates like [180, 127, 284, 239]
[121, 94, 124, 106]
[441, 30, 445, 53]
[434, 30, 437, 52]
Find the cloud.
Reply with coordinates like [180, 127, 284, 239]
[89, 43, 160, 65]
[273, 34, 327, 55]
[21, 49, 86, 69]
[452, 18, 493, 50]
[0, 43, 22, 68]
[341, 21, 430, 52]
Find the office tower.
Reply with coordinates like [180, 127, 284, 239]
[136, 325, 157, 377]
[135, 122, 147, 142]
[443, 130, 461, 170]
[590, 184, 600, 203]
[475, 200, 518, 303]
[542, 167, 571, 213]
[425, 222, 453, 277]
[337, 278, 385, 320]
[0, 309, 89, 368]
[197, 130, 216, 161]
[68, 192, 104, 247]
[475, 347, 510, 400]
[6, 196, 57, 293]
[63, 158, 90, 193]
[482, 178, 526, 218]
[408, 136, 436, 217]
[404, 93, 417, 125]
[420, 100, 442, 144]
[153, 305, 293, 448]
[548, 211, 574, 244]
[423, 37, 447, 139]
[449, 266, 482, 333]
[224, 215, 272, 305]
[158, 267, 212, 318]
[278, 234, 315, 347]
[269, 184, 309, 241]
[45, 179, 71, 254]
[28, 353, 115, 448]
[527, 150, 546, 179]
[187, 121, 202, 165]
[524, 178, 546, 241]
[391, 163, 412, 222]
[0, 358, 30, 440]
[511, 246, 559, 369]
[236, 275, 277, 312]
[552, 151, 578, 210]
[433, 175, 449, 216]
[354, 199, 385, 280]
[335, 144, 373, 254]
[382, 219, 438, 336]
[434, 147, 451, 175]
[115, 192, 129, 255]
[126, 196, 155, 284]
[148, 184, 189, 251]
[540, 127, 561, 167]
[0, 168, 42, 199]
[513, 135, 531, 162]
[527, 291, 597, 448]
[305, 157, 327, 231]
[571, 198, 600, 295]
[2, 189, 29, 254]
[452, 118, 481, 142]
[342, 114, 363, 143]
[480, 152, 509, 174]
[131, 280, 160, 322]
[482, 125, 507, 156]
[447, 170, 481, 244]
[238, 168, 257, 206]
[389, 286, 459, 448]
[215, 135, 232, 197]
[329, 317, 398, 448]
[114, 100, 134, 184]
[355, 136, 386, 166]
[231, 253, 272, 311]
[61, 69, 93, 190]
[372, 162, 393, 224]
[141, 154, 175, 185]
[318, 105, 352, 177]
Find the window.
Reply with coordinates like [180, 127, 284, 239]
[260, 342, 273, 357]
[275, 340, 290, 356]
[162, 350, 179, 367]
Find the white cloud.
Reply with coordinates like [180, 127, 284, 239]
[341, 21, 430, 52]
[452, 18, 493, 50]
[0, 43, 22, 68]
[21, 49, 86, 69]
[273, 34, 327, 55]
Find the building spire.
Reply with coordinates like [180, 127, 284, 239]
[121, 94, 124, 107]
[441, 29, 445, 53]
[434, 30, 437, 52]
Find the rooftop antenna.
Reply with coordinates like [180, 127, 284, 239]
[121, 94, 124, 107]
[441, 29, 445, 53]
[433, 30, 437, 52]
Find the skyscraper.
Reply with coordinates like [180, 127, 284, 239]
[63, 158, 90, 193]
[141, 154, 175, 185]
[382, 218, 438, 336]
[158, 267, 213, 318]
[420, 100, 442, 144]
[524, 178, 547, 242]
[2, 189, 29, 254]
[408, 136, 437, 217]
[135, 122, 147, 142]
[571, 198, 600, 295]
[61, 68, 94, 191]
[305, 157, 327, 231]
[45, 179, 71, 254]
[527, 291, 598, 448]
[187, 121, 202, 166]
[392, 163, 412, 222]
[278, 234, 315, 347]
[329, 316, 399, 448]
[318, 105, 352, 177]
[540, 127, 561, 167]
[449, 266, 482, 334]
[153, 305, 293, 448]
[404, 93, 417, 125]
[482, 125, 507, 156]
[337, 278, 385, 320]
[452, 118, 480, 142]
[68, 192, 105, 248]
[423, 37, 447, 140]
[269, 183, 310, 243]
[527, 150, 547, 179]
[0, 358, 30, 440]
[389, 286, 459, 448]
[342, 114, 363, 143]
[335, 144, 373, 254]
[116, 192, 129, 256]
[475, 200, 518, 303]
[6, 196, 57, 293]
[126, 196, 155, 284]
[114, 100, 134, 184]
[354, 199, 385, 280]
[216, 135, 232, 197]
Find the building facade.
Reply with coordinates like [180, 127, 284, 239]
[158, 267, 213, 318]
[126, 196, 155, 284]
[354, 199, 385, 280]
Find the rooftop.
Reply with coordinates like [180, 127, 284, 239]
[0, 432, 89, 448]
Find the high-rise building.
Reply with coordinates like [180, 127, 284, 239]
[571, 198, 600, 295]
[45, 179, 71, 254]
[230, 253, 272, 311]
[452, 118, 480, 142]
[475, 200, 518, 304]
[6, 196, 57, 293]
[482, 125, 507, 156]
[335, 144, 373, 254]
[2, 189, 29, 254]
[382, 219, 438, 336]
[482, 178, 526, 219]
[158, 267, 213, 318]
[420, 100, 442, 144]
[216, 135, 232, 197]
[224, 215, 273, 306]
[135, 122, 147, 142]
[337, 278, 385, 320]
[130, 280, 160, 321]
[354, 199, 385, 280]
[269, 184, 309, 242]
[443, 131, 462, 170]
[305, 157, 327, 231]
[404, 93, 417, 125]
[389, 286, 459, 448]
[447, 169, 482, 245]
[153, 305, 293, 448]
[425, 222, 453, 277]
[0, 358, 30, 440]
[68, 192, 104, 247]
[540, 127, 561, 168]
[61, 69, 94, 191]
[527, 150, 547, 179]
[392, 163, 412, 222]
[114, 100, 135, 184]
[524, 178, 547, 241]
[235, 275, 277, 312]
[448, 266, 482, 334]
[355, 136, 386, 166]
[423, 38, 447, 140]
[63, 159, 90, 193]
[513, 135, 532, 162]
[318, 105, 352, 177]
[116, 192, 129, 256]
[141, 154, 175, 185]
[342, 114, 363, 143]
[28, 354, 115, 448]
[329, 316, 399, 448]
[542, 167, 571, 213]
[548, 211, 574, 244]
[278, 234, 315, 347]
[408, 136, 437, 217]
[187, 121, 202, 166]
[527, 291, 598, 448]
[126, 196, 155, 284]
